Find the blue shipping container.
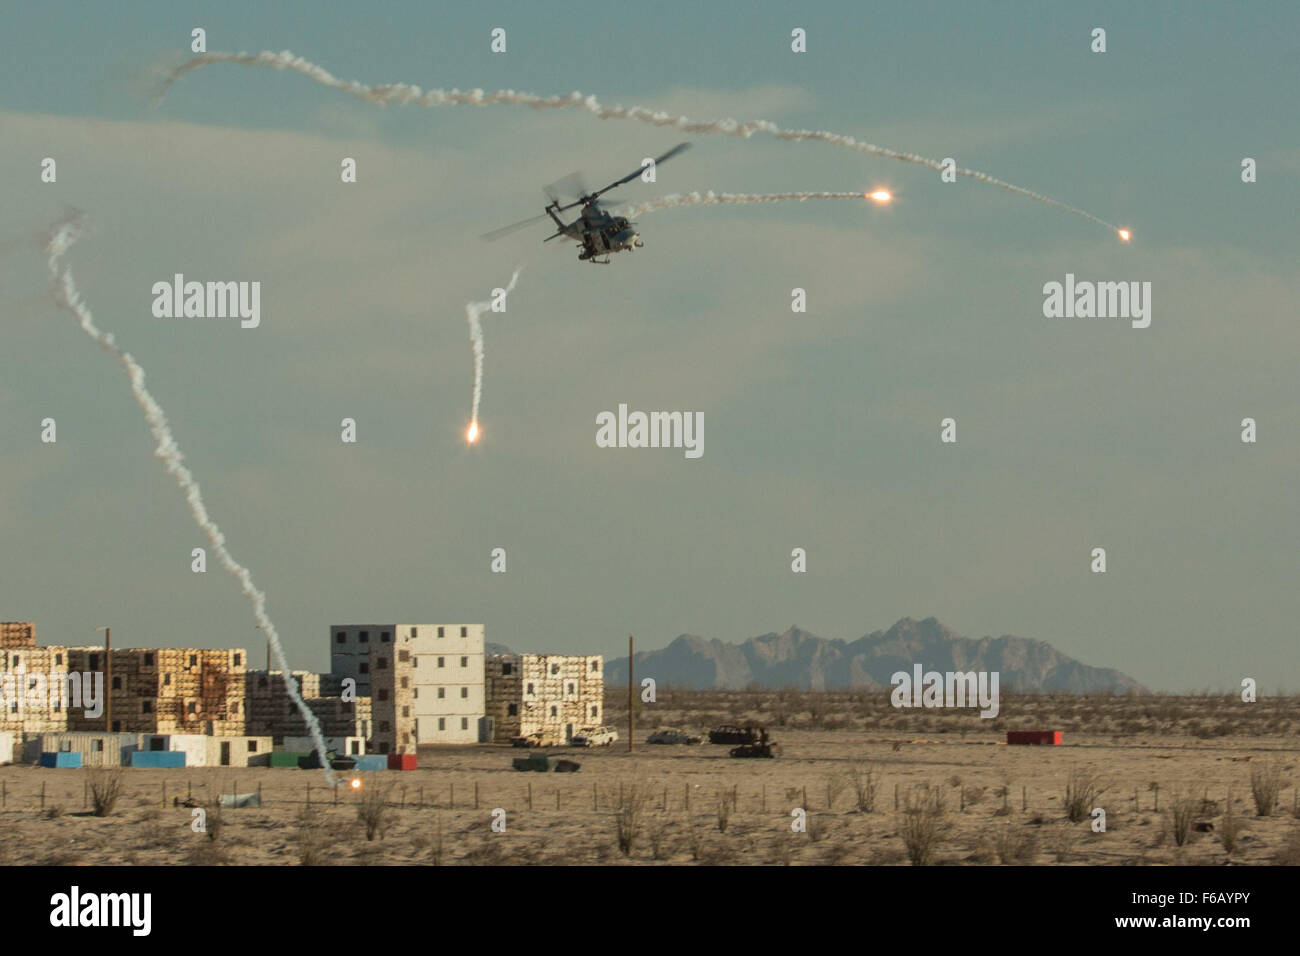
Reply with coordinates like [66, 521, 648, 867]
[39, 752, 82, 769]
[129, 751, 186, 768]
[352, 755, 388, 771]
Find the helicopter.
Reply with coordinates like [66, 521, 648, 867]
[482, 143, 692, 264]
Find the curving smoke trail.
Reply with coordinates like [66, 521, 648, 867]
[156, 50, 1117, 233]
[45, 213, 338, 786]
[466, 267, 522, 443]
[620, 190, 878, 218]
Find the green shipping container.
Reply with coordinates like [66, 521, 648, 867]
[270, 751, 309, 768]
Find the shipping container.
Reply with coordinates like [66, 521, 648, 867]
[283, 735, 365, 756]
[351, 754, 388, 771]
[130, 750, 186, 768]
[1006, 730, 1062, 746]
[387, 753, 417, 771]
[36, 732, 142, 767]
[270, 751, 308, 768]
[142, 733, 209, 767]
[39, 751, 82, 768]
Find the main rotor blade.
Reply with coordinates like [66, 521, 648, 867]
[545, 171, 590, 203]
[481, 212, 551, 242]
[589, 142, 692, 201]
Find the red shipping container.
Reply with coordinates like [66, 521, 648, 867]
[387, 753, 418, 770]
[1006, 731, 1062, 746]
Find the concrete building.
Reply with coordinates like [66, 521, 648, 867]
[0, 643, 74, 735]
[243, 670, 371, 742]
[347, 624, 486, 753]
[65, 647, 247, 736]
[485, 653, 604, 744]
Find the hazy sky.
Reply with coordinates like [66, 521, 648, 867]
[2, 2, 1296, 690]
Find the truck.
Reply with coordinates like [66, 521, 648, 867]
[570, 726, 619, 747]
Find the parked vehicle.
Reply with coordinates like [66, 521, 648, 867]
[730, 741, 779, 758]
[512, 753, 551, 772]
[647, 728, 704, 745]
[570, 726, 618, 747]
[708, 724, 764, 745]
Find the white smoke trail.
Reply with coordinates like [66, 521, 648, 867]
[619, 190, 875, 218]
[157, 49, 1118, 232]
[465, 268, 522, 443]
[44, 213, 338, 785]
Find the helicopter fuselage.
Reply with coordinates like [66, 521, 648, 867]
[548, 200, 642, 263]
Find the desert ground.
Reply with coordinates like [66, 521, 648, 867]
[4, 691, 1299, 866]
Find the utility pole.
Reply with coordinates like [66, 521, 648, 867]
[95, 625, 111, 732]
[260, 626, 270, 673]
[627, 635, 634, 753]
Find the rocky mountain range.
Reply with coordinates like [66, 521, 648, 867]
[604, 617, 1145, 693]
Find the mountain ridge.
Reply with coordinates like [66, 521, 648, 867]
[605, 617, 1145, 693]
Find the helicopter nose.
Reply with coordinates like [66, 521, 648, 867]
[632, 235, 643, 248]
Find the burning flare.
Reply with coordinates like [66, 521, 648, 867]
[465, 267, 522, 447]
[868, 189, 893, 203]
[1117, 228, 1131, 242]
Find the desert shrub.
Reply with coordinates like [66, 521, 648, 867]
[900, 785, 948, 866]
[1168, 792, 1196, 847]
[1064, 768, 1102, 824]
[88, 770, 124, 817]
[647, 814, 669, 860]
[993, 825, 1039, 864]
[357, 786, 391, 841]
[849, 760, 878, 813]
[293, 809, 330, 865]
[1272, 826, 1300, 865]
[1219, 796, 1242, 855]
[1251, 762, 1283, 817]
[1046, 824, 1080, 863]
[615, 785, 647, 856]
[205, 799, 224, 842]
[716, 792, 732, 833]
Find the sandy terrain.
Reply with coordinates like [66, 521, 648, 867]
[4, 692, 1298, 866]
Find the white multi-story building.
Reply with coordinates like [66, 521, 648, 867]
[332, 624, 485, 753]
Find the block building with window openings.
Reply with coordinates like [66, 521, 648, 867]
[331, 624, 485, 753]
[484, 654, 604, 744]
